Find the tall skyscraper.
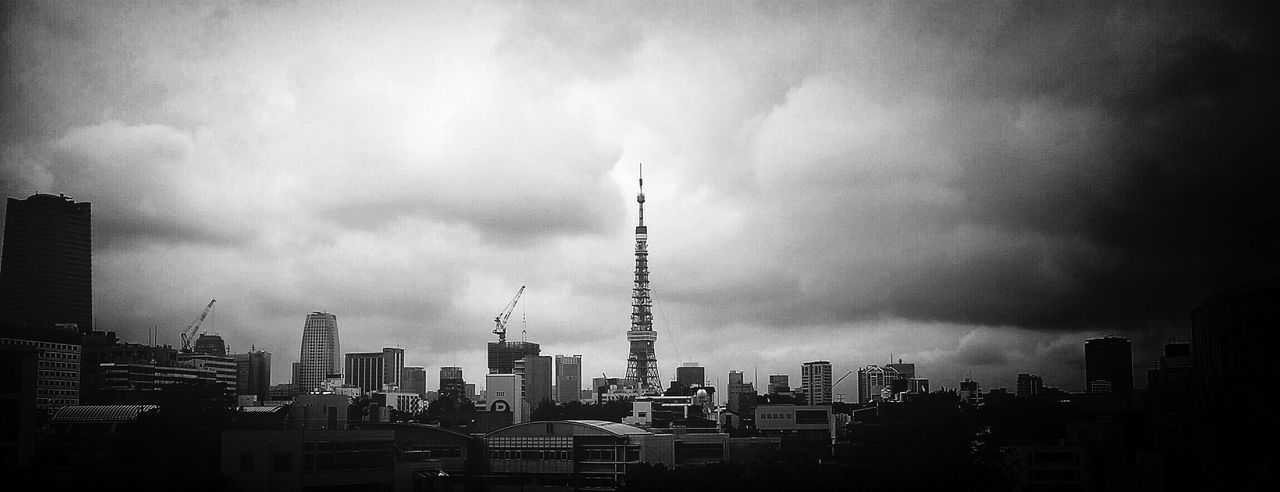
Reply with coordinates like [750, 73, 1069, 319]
[299, 312, 340, 393]
[555, 354, 582, 403]
[676, 362, 705, 387]
[439, 366, 465, 401]
[402, 366, 426, 398]
[726, 370, 756, 414]
[488, 340, 540, 375]
[625, 166, 662, 394]
[233, 349, 271, 402]
[381, 347, 404, 390]
[1085, 336, 1133, 394]
[0, 194, 92, 332]
[802, 360, 833, 405]
[516, 355, 553, 407]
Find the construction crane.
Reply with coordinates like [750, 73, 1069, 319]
[180, 299, 216, 352]
[834, 370, 854, 387]
[492, 286, 525, 343]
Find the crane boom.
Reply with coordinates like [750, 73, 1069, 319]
[180, 299, 217, 352]
[492, 286, 525, 343]
[834, 370, 854, 387]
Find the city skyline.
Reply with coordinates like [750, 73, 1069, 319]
[1, 2, 1275, 399]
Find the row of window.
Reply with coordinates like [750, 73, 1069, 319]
[0, 339, 80, 352]
[37, 388, 79, 396]
[759, 413, 793, 420]
[39, 360, 79, 369]
[41, 379, 79, 387]
[489, 449, 571, 461]
[39, 370, 78, 379]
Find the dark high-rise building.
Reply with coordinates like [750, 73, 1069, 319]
[1192, 276, 1279, 489]
[402, 366, 426, 398]
[233, 349, 271, 402]
[439, 366, 464, 401]
[555, 354, 581, 403]
[194, 333, 227, 356]
[1085, 336, 1133, 394]
[488, 340, 540, 375]
[516, 355, 552, 407]
[1016, 373, 1043, 397]
[0, 194, 92, 332]
[625, 166, 662, 394]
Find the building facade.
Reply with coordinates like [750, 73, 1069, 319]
[555, 354, 582, 403]
[233, 349, 271, 402]
[440, 366, 465, 401]
[768, 374, 790, 395]
[857, 365, 899, 404]
[193, 333, 227, 356]
[1085, 336, 1133, 394]
[487, 340, 540, 375]
[402, 366, 426, 398]
[1016, 373, 1044, 397]
[344, 347, 405, 395]
[801, 361, 833, 405]
[675, 362, 705, 388]
[0, 194, 92, 332]
[299, 312, 341, 393]
[0, 325, 81, 409]
[516, 355, 553, 408]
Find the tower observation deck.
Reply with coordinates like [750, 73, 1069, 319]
[625, 164, 662, 395]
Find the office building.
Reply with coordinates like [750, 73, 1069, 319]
[177, 352, 238, 391]
[1085, 336, 1133, 394]
[0, 194, 92, 332]
[675, 362, 705, 388]
[485, 373, 523, 423]
[1016, 373, 1044, 397]
[858, 365, 900, 404]
[886, 360, 915, 379]
[299, 312, 341, 393]
[402, 366, 426, 398]
[555, 354, 582, 403]
[193, 333, 227, 356]
[1192, 276, 1279, 489]
[515, 355, 552, 407]
[487, 340, 540, 375]
[801, 361, 833, 405]
[0, 324, 81, 408]
[233, 349, 271, 402]
[440, 366, 465, 401]
[624, 168, 663, 394]
[345, 352, 384, 394]
[768, 374, 790, 395]
[959, 378, 981, 405]
[726, 370, 756, 414]
[342, 347, 404, 393]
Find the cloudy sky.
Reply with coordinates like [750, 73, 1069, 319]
[2, 1, 1275, 399]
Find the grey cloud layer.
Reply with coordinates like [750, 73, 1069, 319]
[1, 2, 1272, 388]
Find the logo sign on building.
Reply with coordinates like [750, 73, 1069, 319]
[490, 399, 510, 412]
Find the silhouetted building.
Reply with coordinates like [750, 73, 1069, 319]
[299, 312, 341, 393]
[0, 194, 92, 332]
[1192, 276, 1279, 490]
[516, 355, 552, 408]
[487, 340, 539, 374]
[555, 354, 581, 403]
[233, 349, 271, 402]
[801, 361, 833, 405]
[675, 362, 705, 388]
[439, 366, 464, 401]
[193, 333, 227, 356]
[402, 366, 426, 398]
[0, 343, 39, 466]
[1085, 336, 1133, 394]
[1146, 342, 1198, 492]
[959, 378, 980, 405]
[1016, 373, 1044, 397]
[726, 370, 757, 416]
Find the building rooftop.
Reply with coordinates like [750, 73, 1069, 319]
[51, 405, 158, 423]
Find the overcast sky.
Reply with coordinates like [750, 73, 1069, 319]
[2, 1, 1275, 399]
